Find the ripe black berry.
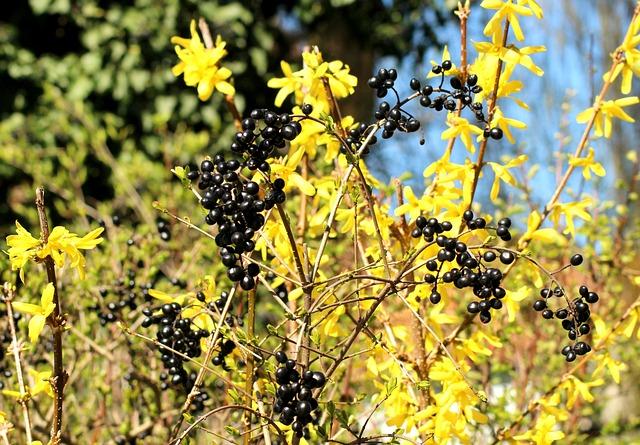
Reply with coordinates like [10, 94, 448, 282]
[570, 254, 583, 266]
[499, 251, 515, 265]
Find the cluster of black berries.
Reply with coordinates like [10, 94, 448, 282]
[93, 270, 142, 325]
[412, 211, 515, 324]
[186, 156, 265, 291]
[532, 256, 599, 361]
[368, 62, 504, 143]
[340, 122, 378, 155]
[156, 219, 172, 242]
[368, 69, 421, 139]
[185, 108, 303, 291]
[212, 338, 236, 370]
[141, 302, 209, 389]
[273, 351, 326, 438]
[368, 67, 399, 98]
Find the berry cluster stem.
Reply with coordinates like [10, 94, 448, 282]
[35, 188, 67, 444]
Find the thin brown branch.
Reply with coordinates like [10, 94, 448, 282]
[467, 19, 510, 208]
[35, 188, 67, 443]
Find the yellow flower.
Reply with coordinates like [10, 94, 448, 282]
[481, 0, 536, 42]
[171, 20, 235, 100]
[489, 106, 527, 143]
[607, 14, 640, 93]
[5, 221, 41, 282]
[520, 210, 567, 246]
[513, 413, 565, 445]
[267, 61, 301, 107]
[441, 113, 484, 153]
[474, 38, 546, 76]
[568, 147, 606, 180]
[427, 46, 458, 78]
[267, 47, 357, 108]
[560, 376, 604, 409]
[549, 198, 593, 237]
[269, 146, 316, 196]
[29, 368, 54, 398]
[576, 96, 640, 138]
[5, 221, 104, 281]
[468, 55, 528, 108]
[13, 283, 56, 343]
[518, 0, 543, 19]
[394, 186, 430, 220]
[486, 154, 527, 202]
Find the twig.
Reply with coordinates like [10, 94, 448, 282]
[197, 17, 242, 131]
[168, 286, 237, 440]
[35, 188, 67, 443]
[466, 20, 510, 208]
[243, 289, 256, 445]
[172, 405, 284, 445]
[2, 283, 33, 444]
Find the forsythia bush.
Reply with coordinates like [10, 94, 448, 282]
[1, 1, 640, 444]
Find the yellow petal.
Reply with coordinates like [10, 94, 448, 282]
[28, 315, 47, 343]
[12, 302, 42, 315]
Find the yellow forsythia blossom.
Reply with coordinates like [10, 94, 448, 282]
[171, 20, 235, 100]
[568, 147, 605, 180]
[267, 47, 357, 108]
[6, 221, 104, 281]
[576, 96, 639, 138]
[513, 413, 565, 445]
[441, 113, 483, 153]
[607, 13, 640, 93]
[12, 283, 55, 343]
[481, 0, 541, 42]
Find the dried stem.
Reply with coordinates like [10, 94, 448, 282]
[173, 404, 284, 444]
[198, 17, 242, 131]
[2, 283, 33, 444]
[242, 288, 257, 445]
[35, 188, 67, 443]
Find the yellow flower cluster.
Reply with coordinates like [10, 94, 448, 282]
[171, 20, 235, 101]
[6, 221, 104, 281]
[267, 47, 357, 109]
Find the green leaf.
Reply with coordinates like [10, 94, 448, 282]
[385, 377, 398, 395]
[336, 409, 349, 428]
